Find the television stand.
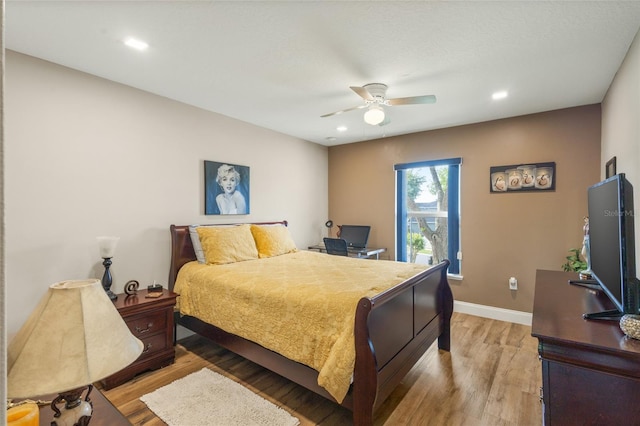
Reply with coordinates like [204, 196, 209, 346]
[567, 280, 623, 320]
[533, 270, 640, 425]
[568, 279, 601, 291]
[582, 309, 623, 321]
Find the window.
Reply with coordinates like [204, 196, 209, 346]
[395, 158, 461, 274]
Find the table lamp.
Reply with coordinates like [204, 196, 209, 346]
[7, 279, 144, 426]
[97, 236, 120, 300]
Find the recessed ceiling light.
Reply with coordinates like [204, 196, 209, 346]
[492, 91, 508, 100]
[124, 37, 149, 51]
[336, 126, 348, 132]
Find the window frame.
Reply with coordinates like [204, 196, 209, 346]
[395, 157, 461, 274]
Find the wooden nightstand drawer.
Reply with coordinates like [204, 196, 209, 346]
[100, 289, 178, 390]
[138, 332, 169, 359]
[126, 310, 167, 338]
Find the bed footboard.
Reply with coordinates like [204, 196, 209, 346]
[352, 260, 453, 425]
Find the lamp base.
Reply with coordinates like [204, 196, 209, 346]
[101, 257, 117, 301]
[51, 384, 93, 426]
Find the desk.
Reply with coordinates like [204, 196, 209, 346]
[308, 244, 386, 259]
[531, 269, 640, 425]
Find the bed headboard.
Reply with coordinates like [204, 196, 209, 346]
[168, 221, 288, 291]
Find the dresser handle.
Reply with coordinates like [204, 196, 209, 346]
[142, 343, 153, 353]
[135, 323, 153, 334]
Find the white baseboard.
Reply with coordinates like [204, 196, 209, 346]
[454, 301, 532, 326]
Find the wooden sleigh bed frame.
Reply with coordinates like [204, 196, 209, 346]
[168, 222, 454, 425]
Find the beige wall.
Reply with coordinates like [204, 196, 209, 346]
[5, 51, 328, 335]
[328, 105, 602, 313]
[602, 28, 640, 269]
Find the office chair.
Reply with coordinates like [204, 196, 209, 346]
[323, 238, 349, 256]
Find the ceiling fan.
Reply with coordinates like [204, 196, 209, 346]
[321, 83, 436, 126]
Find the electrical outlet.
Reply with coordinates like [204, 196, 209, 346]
[509, 277, 518, 290]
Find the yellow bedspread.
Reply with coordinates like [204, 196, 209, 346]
[174, 250, 428, 403]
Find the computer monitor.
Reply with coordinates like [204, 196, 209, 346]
[339, 225, 371, 249]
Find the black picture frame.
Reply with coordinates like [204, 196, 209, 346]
[490, 161, 556, 193]
[606, 156, 617, 178]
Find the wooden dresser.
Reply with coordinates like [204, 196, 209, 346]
[101, 289, 178, 390]
[531, 269, 640, 425]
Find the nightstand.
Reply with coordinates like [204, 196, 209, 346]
[101, 289, 178, 390]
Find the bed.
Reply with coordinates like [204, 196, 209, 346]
[168, 221, 453, 425]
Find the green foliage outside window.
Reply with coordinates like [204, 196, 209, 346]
[407, 168, 448, 264]
[408, 232, 425, 263]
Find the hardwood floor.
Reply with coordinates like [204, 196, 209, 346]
[99, 312, 542, 425]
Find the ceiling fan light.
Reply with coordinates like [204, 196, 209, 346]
[364, 105, 385, 125]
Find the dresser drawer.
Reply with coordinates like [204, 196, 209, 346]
[125, 310, 167, 338]
[137, 332, 169, 361]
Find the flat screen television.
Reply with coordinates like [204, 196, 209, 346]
[338, 225, 371, 249]
[583, 173, 639, 319]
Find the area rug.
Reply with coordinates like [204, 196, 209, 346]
[140, 368, 300, 426]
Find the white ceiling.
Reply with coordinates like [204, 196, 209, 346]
[6, 1, 640, 146]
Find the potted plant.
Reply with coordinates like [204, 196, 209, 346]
[562, 248, 587, 272]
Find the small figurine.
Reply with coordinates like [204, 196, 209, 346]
[580, 217, 593, 279]
[124, 280, 140, 296]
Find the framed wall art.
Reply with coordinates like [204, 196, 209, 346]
[490, 161, 555, 193]
[204, 160, 250, 215]
[606, 156, 616, 178]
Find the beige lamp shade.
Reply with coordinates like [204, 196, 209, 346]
[7, 279, 144, 398]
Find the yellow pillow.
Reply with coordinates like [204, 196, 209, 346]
[197, 224, 258, 265]
[250, 224, 298, 258]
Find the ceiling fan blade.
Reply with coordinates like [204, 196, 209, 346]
[350, 86, 374, 101]
[387, 95, 437, 106]
[320, 104, 367, 118]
